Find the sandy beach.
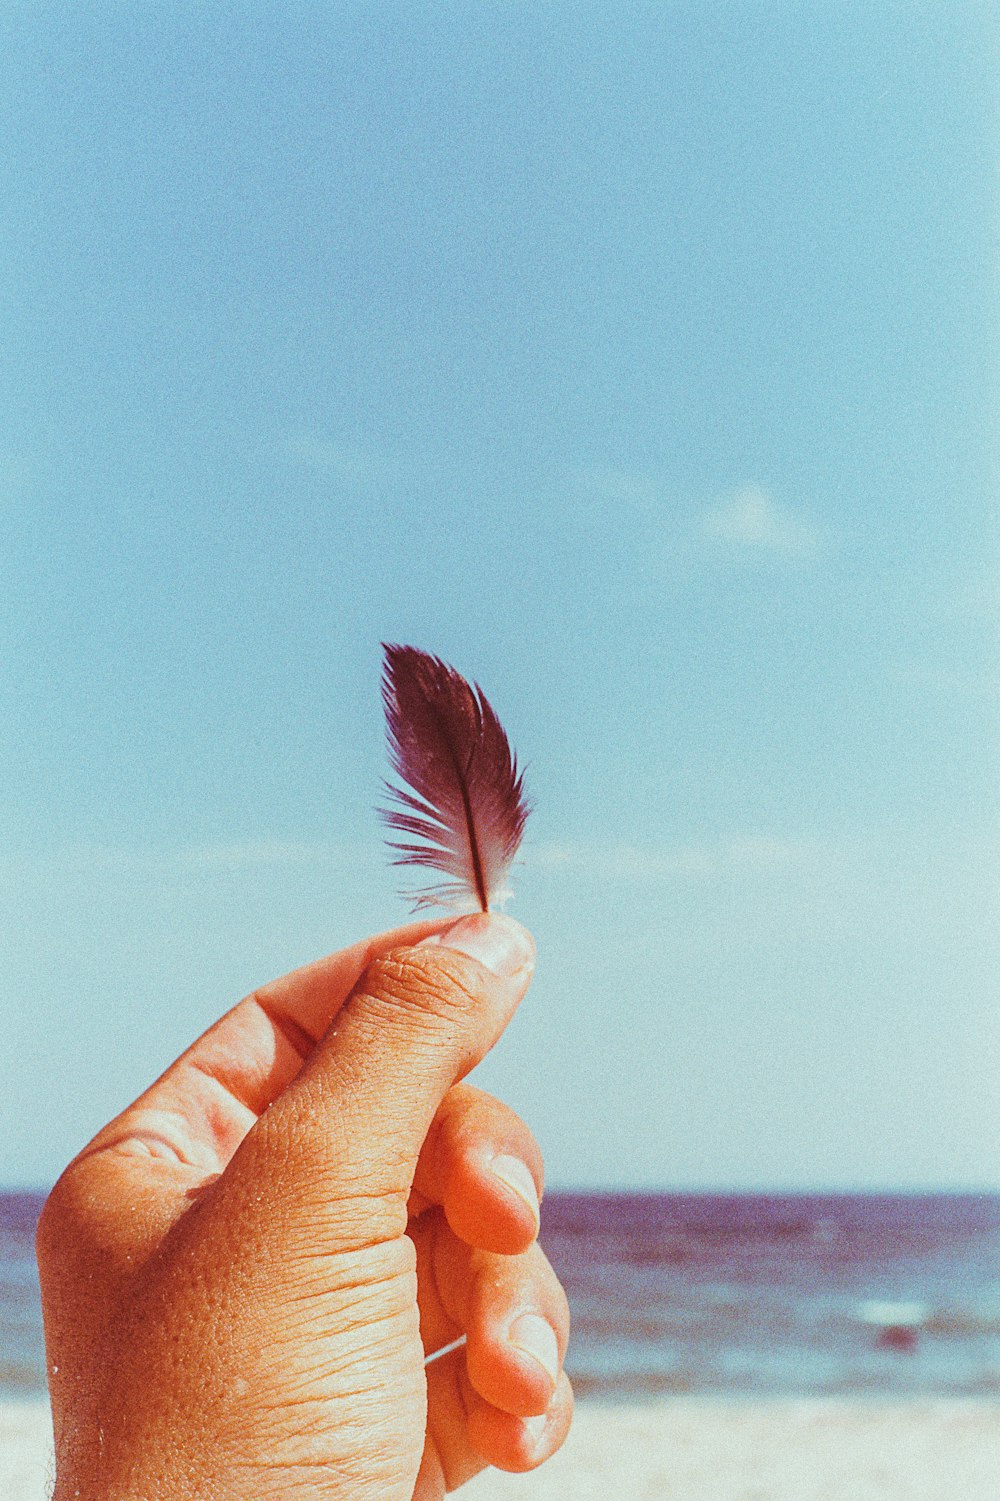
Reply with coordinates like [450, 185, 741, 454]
[5, 1397, 999, 1500]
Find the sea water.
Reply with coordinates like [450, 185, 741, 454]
[543, 1193, 1000, 1398]
[4, 1191, 1000, 1399]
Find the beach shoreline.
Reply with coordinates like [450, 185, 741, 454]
[6, 1395, 1000, 1500]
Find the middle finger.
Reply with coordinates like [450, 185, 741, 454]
[408, 1082, 544, 1255]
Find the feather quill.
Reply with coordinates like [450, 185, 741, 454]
[380, 643, 530, 912]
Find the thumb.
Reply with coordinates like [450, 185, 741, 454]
[234, 912, 535, 1247]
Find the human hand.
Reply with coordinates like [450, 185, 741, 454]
[36, 913, 572, 1500]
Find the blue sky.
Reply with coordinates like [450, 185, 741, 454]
[2, 2, 997, 1189]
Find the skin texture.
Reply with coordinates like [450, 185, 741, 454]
[35, 913, 572, 1500]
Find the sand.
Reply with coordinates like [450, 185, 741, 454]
[469, 1399, 1000, 1499]
[4, 1396, 999, 1499]
[1, 1402, 54, 1501]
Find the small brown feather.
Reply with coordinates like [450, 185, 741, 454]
[380, 644, 530, 912]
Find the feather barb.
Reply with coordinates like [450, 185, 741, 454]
[379, 644, 530, 913]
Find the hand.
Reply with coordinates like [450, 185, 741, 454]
[36, 913, 572, 1500]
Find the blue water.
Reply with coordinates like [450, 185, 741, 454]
[5, 1191, 1000, 1399]
[543, 1193, 1000, 1398]
[0, 1194, 46, 1395]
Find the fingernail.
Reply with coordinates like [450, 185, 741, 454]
[491, 1154, 540, 1227]
[510, 1313, 560, 1386]
[522, 1412, 549, 1450]
[418, 913, 534, 978]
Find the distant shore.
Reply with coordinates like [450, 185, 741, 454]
[7, 1396, 1000, 1500]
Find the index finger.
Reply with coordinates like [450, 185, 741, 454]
[81, 916, 449, 1175]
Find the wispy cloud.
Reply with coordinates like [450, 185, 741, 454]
[703, 487, 818, 557]
[273, 436, 378, 484]
[174, 840, 365, 871]
[0, 450, 35, 508]
[891, 664, 1000, 701]
[529, 835, 814, 880]
[1, 840, 373, 880]
[569, 465, 660, 514]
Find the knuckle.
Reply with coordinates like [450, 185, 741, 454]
[361, 948, 486, 1029]
[35, 1161, 88, 1268]
[444, 1082, 514, 1140]
[473, 1088, 524, 1135]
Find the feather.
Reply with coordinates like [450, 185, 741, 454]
[379, 643, 530, 912]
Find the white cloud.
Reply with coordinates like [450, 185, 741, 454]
[0, 450, 35, 509]
[0, 840, 371, 880]
[528, 836, 813, 881]
[891, 665, 1000, 700]
[725, 835, 807, 869]
[569, 465, 660, 513]
[274, 436, 376, 484]
[529, 841, 578, 870]
[703, 486, 818, 556]
[529, 839, 711, 878]
[174, 840, 360, 871]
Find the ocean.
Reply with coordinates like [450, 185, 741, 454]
[4, 1191, 1000, 1400]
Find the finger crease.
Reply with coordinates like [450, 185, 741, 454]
[252, 993, 317, 1061]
